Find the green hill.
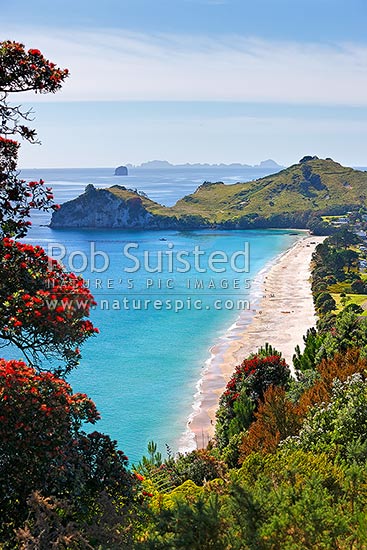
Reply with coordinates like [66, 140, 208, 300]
[170, 156, 367, 223]
[51, 157, 367, 231]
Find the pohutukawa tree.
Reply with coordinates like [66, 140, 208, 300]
[0, 42, 135, 548]
[0, 41, 69, 238]
[0, 41, 98, 372]
[0, 359, 134, 540]
[215, 353, 291, 451]
[0, 238, 99, 374]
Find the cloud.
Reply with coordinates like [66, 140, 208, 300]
[5, 26, 367, 105]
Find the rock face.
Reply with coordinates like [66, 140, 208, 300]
[114, 165, 128, 176]
[51, 185, 151, 228]
[50, 185, 183, 230]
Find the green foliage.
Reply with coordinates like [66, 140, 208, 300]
[328, 228, 361, 248]
[339, 248, 360, 271]
[135, 444, 226, 496]
[293, 327, 326, 372]
[317, 296, 337, 315]
[351, 279, 367, 294]
[133, 441, 176, 494]
[170, 450, 226, 487]
[322, 309, 367, 359]
[228, 391, 255, 439]
[138, 493, 226, 550]
[134, 440, 163, 473]
[255, 342, 282, 358]
[311, 233, 367, 328]
[220, 432, 243, 468]
[222, 450, 367, 549]
[284, 374, 367, 460]
[287, 369, 319, 403]
[315, 291, 335, 309]
[140, 447, 367, 549]
[316, 311, 337, 333]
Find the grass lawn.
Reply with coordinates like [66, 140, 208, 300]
[328, 282, 351, 293]
[331, 293, 367, 315]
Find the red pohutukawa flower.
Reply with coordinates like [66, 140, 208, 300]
[0, 358, 134, 525]
[0, 41, 69, 94]
[0, 239, 98, 375]
[0, 358, 99, 441]
[0, 41, 68, 238]
[220, 354, 291, 408]
[0, 137, 59, 238]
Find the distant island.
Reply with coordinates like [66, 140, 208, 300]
[114, 165, 128, 176]
[125, 159, 284, 170]
[51, 156, 365, 233]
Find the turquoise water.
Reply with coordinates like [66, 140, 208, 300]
[14, 168, 301, 463]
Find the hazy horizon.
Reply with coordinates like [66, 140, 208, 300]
[18, 158, 367, 171]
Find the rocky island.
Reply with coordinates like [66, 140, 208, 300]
[114, 165, 128, 176]
[50, 157, 367, 232]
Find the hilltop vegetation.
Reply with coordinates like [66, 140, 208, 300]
[173, 156, 367, 222]
[51, 156, 367, 232]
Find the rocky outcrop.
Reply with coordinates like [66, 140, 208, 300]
[114, 165, 128, 176]
[50, 185, 208, 230]
[51, 185, 153, 228]
[299, 155, 319, 164]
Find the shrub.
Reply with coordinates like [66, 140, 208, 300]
[239, 386, 302, 461]
[286, 373, 367, 460]
[351, 279, 367, 294]
[171, 450, 227, 487]
[215, 353, 291, 450]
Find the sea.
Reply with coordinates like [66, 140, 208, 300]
[16, 165, 303, 464]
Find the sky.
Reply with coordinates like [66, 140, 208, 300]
[3, 0, 367, 167]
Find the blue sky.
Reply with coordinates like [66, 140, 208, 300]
[3, 0, 367, 167]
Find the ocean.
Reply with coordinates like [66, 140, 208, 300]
[17, 165, 302, 463]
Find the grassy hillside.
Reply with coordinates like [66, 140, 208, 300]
[107, 185, 171, 216]
[170, 157, 367, 223]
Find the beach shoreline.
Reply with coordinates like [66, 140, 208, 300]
[183, 234, 325, 450]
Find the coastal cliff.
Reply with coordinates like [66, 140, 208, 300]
[50, 184, 152, 228]
[50, 157, 367, 231]
[50, 184, 208, 229]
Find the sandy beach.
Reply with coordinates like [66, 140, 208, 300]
[187, 234, 325, 449]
